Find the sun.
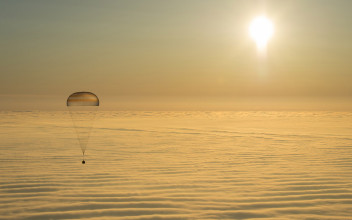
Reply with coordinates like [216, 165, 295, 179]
[249, 16, 274, 51]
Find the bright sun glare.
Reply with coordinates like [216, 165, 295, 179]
[249, 16, 274, 51]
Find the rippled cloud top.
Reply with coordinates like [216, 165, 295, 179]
[1, 111, 352, 219]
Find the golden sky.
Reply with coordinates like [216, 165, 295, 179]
[1, 0, 352, 110]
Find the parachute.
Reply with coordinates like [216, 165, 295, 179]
[67, 92, 99, 163]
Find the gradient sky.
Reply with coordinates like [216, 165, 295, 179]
[1, 0, 352, 110]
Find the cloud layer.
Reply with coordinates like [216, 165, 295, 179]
[1, 111, 352, 219]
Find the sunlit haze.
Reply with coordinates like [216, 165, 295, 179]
[1, 0, 352, 110]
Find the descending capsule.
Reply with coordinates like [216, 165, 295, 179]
[67, 92, 99, 164]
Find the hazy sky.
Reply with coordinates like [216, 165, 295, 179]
[1, 0, 352, 110]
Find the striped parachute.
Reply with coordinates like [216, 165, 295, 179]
[67, 92, 99, 163]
